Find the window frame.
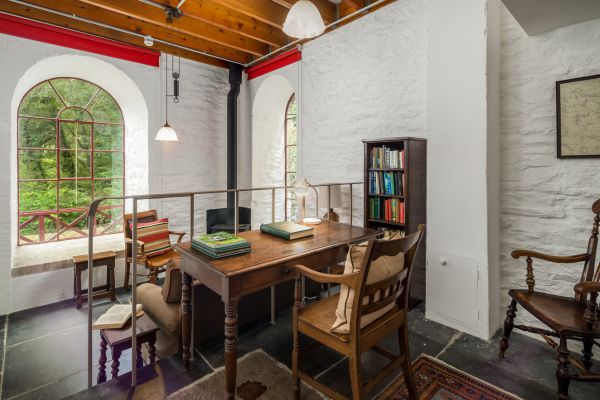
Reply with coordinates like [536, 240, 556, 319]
[17, 77, 126, 245]
[284, 93, 297, 221]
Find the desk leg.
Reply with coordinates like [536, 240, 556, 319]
[224, 299, 239, 400]
[182, 272, 192, 370]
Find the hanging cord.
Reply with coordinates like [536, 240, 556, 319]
[75, 120, 79, 204]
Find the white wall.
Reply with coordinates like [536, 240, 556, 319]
[0, 34, 229, 313]
[499, 7, 600, 327]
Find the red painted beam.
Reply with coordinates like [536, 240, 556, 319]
[0, 13, 160, 67]
[246, 48, 301, 80]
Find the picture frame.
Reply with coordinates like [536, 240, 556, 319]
[556, 73, 600, 158]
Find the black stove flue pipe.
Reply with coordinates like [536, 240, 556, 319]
[227, 63, 242, 212]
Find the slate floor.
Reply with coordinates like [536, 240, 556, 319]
[0, 291, 599, 400]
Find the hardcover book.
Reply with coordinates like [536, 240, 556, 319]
[260, 221, 313, 240]
[193, 232, 249, 249]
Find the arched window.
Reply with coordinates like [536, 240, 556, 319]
[284, 94, 297, 220]
[17, 78, 125, 245]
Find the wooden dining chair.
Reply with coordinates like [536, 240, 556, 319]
[291, 225, 425, 400]
[123, 210, 185, 289]
[499, 199, 600, 399]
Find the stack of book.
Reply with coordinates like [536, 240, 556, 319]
[370, 146, 405, 169]
[369, 198, 405, 224]
[192, 232, 251, 259]
[369, 170, 403, 195]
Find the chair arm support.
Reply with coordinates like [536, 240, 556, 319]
[169, 230, 186, 244]
[511, 250, 589, 264]
[574, 282, 600, 295]
[124, 237, 145, 252]
[291, 264, 359, 288]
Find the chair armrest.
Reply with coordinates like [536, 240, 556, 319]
[511, 250, 589, 264]
[574, 282, 600, 295]
[291, 264, 359, 288]
[124, 237, 146, 254]
[169, 230, 186, 244]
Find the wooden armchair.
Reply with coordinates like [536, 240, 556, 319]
[291, 225, 425, 400]
[123, 210, 186, 289]
[499, 199, 600, 399]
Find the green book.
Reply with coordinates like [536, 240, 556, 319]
[260, 221, 313, 240]
[193, 232, 249, 250]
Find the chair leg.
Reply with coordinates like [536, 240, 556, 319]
[124, 262, 130, 291]
[292, 278, 301, 400]
[148, 269, 158, 285]
[499, 299, 517, 358]
[556, 336, 571, 400]
[581, 337, 593, 373]
[399, 325, 417, 400]
[348, 353, 364, 400]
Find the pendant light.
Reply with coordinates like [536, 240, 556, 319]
[283, 0, 325, 39]
[155, 54, 179, 142]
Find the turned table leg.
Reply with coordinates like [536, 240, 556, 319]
[181, 272, 192, 370]
[136, 343, 143, 368]
[149, 333, 157, 368]
[98, 336, 107, 383]
[111, 347, 122, 380]
[225, 299, 239, 400]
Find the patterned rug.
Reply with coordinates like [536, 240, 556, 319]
[376, 355, 522, 400]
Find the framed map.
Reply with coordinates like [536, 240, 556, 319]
[556, 74, 600, 158]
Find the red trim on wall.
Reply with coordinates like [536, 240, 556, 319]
[0, 13, 160, 67]
[246, 48, 301, 80]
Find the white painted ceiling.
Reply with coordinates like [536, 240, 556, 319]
[502, 0, 600, 35]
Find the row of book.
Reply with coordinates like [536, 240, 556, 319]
[369, 170, 403, 196]
[192, 232, 251, 259]
[369, 198, 405, 224]
[370, 146, 405, 169]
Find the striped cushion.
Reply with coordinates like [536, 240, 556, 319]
[132, 218, 171, 257]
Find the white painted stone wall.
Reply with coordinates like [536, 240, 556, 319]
[0, 35, 230, 312]
[499, 8, 600, 327]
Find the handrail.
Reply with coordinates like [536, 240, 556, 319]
[85, 181, 362, 389]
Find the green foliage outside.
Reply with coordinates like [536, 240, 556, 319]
[286, 95, 298, 221]
[18, 78, 124, 243]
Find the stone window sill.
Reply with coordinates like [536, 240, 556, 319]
[12, 234, 126, 277]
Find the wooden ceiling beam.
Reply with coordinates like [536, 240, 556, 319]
[210, 0, 289, 29]
[22, 0, 250, 63]
[78, 0, 269, 56]
[341, 0, 364, 11]
[0, 2, 229, 67]
[173, 0, 288, 48]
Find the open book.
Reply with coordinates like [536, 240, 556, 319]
[93, 304, 143, 330]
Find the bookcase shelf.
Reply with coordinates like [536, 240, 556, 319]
[363, 137, 427, 304]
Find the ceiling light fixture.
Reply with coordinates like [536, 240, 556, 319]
[156, 54, 179, 142]
[283, 0, 325, 39]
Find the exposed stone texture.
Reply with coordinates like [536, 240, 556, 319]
[499, 7, 600, 327]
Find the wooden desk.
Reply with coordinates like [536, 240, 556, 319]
[176, 221, 379, 399]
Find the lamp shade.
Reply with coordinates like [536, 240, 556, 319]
[155, 123, 178, 142]
[283, 0, 325, 39]
[318, 185, 342, 208]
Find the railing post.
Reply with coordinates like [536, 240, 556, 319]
[349, 184, 353, 226]
[86, 209, 95, 389]
[131, 199, 138, 387]
[190, 195, 195, 239]
[234, 191, 239, 235]
[271, 189, 276, 223]
[38, 215, 45, 242]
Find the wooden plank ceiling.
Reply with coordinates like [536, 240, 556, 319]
[0, 0, 395, 68]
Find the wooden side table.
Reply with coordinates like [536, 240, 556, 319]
[72, 251, 117, 309]
[97, 314, 159, 383]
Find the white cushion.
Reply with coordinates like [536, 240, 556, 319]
[331, 232, 405, 334]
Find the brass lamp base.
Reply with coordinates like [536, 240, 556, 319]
[322, 209, 339, 222]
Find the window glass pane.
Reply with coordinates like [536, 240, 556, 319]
[59, 180, 92, 209]
[19, 181, 57, 211]
[50, 78, 99, 108]
[19, 81, 64, 118]
[18, 118, 56, 149]
[95, 124, 124, 150]
[58, 108, 92, 122]
[19, 150, 57, 180]
[286, 121, 297, 145]
[286, 147, 296, 171]
[96, 206, 123, 235]
[58, 212, 88, 240]
[19, 213, 58, 244]
[87, 90, 123, 123]
[95, 179, 123, 205]
[60, 122, 91, 150]
[286, 172, 296, 187]
[94, 152, 123, 178]
[60, 151, 91, 178]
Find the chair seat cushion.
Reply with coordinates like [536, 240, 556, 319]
[134, 218, 172, 257]
[509, 289, 600, 335]
[137, 283, 180, 337]
[332, 231, 405, 334]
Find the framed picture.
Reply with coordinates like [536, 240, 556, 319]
[556, 74, 600, 158]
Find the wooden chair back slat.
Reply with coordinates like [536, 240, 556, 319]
[360, 269, 408, 315]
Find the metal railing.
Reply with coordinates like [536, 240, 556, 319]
[85, 181, 362, 389]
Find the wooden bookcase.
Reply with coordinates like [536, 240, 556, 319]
[363, 137, 427, 304]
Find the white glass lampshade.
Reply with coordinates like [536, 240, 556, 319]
[318, 185, 342, 208]
[155, 123, 178, 142]
[283, 0, 325, 39]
